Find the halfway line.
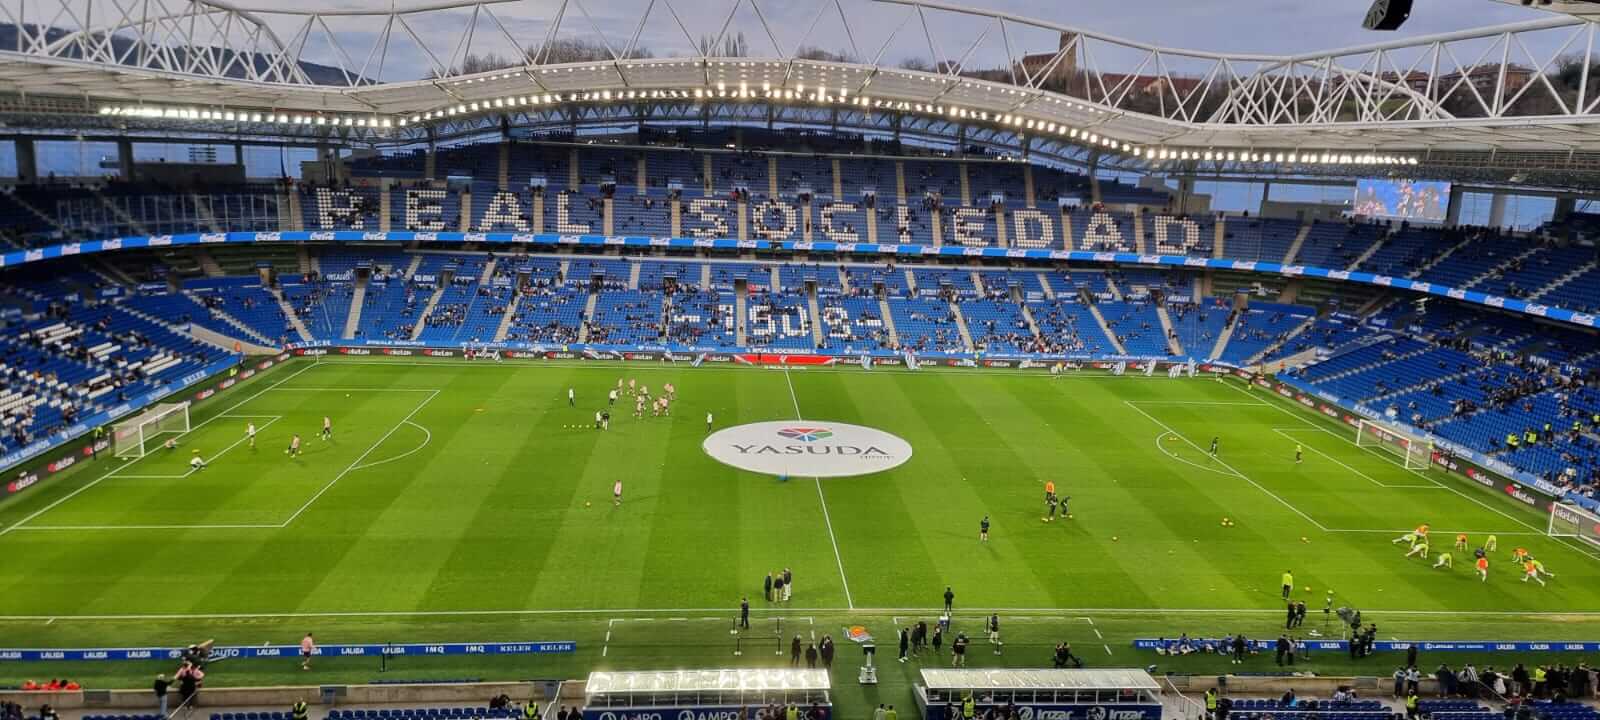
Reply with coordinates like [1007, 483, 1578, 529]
[783, 366, 855, 610]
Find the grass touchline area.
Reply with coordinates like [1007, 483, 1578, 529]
[2, 356, 1599, 701]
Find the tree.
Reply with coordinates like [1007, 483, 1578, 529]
[448, 52, 521, 77]
[428, 37, 657, 78]
[533, 36, 652, 64]
[698, 32, 749, 58]
[794, 46, 855, 64]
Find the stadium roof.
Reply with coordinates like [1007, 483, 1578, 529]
[4, 0, 1600, 183]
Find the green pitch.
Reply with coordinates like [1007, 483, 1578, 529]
[2, 357, 1599, 693]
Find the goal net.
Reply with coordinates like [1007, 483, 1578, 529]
[113, 402, 191, 459]
[1548, 502, 1600, 550]
[1354, 417, 1432, 470]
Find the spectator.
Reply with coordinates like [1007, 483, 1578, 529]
[154, 674, 171, 716]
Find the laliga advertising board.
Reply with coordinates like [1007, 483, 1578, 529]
[702, 421, 914, 478]
[921, 707, 1160, 720]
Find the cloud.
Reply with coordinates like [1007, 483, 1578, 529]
[241, 0, 1563, 82]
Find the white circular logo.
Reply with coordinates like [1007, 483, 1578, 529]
[702, 420, 914, 478]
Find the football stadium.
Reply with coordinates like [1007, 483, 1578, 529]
[4, 0, 1600, 719]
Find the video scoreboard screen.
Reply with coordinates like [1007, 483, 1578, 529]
[1352, 179, 1450, 222]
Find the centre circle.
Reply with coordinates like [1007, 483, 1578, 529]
[702, 420, 914, 478]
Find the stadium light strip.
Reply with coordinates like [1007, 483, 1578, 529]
[98, 105, 394, 129]
[399, 86, 1419, 167]
[398, 86, 1145, 160]
[95, 87, 1420, 168]
[1134, 146, 1419, 167]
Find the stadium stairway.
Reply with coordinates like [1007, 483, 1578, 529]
[1209, 310, 1239, 361]
[1407, 232, 1475, 278]
[733, 283, 748, 347]
[1346, 230, 1390, 271]
[92, 187, 152, 238]
[1281, 223, 1312, 265]
[1154, 303, 1184, 356]
[7, 189, 64, 237]
[877, 294, 900, 348]
[1464, 245, 1543, 289]
[493, 290, 522, 343]
[578, 285, 601, 344]
[1016, 287, 1045, 340]
[1310, 341, 1429, 383]
[342, 274, 367, 340]
[1087, 303, 1129, 355]
[1036, 272, 1056, 299]
[177, 290, 275, 346]
[1103, 274, 1125, 301]
[270, 286, 314, 343]
[807, 285, 826, 348]
[948, 300, 977, 352]
[1531, 259, 1599, 301]
[1365, 364, 1479, 406]
[409, 284, 447, 342]
[88, 256, 138, 287]
[1247, 314, 1318, 366]
[195, 249, 225, 277]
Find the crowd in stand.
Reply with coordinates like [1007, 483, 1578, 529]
[1401, 662, 1599, 701]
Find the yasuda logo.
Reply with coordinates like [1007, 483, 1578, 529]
[777, 427, 833, 442]
[704, 421, 914, 478]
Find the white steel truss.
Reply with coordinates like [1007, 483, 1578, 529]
[1, 0, 1599, 153]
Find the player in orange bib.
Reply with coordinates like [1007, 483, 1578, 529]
[1043, 481, 1059, 522]
[1415, 524, 1430, 540]
[1522, 559, 1546, 586]
[1512, 547, 1529, 563]
[1455, 533, 1468, 551]
[1475, 556, 1489, 582]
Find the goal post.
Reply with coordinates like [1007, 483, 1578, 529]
[113, 402, 192, 459]
[1548, 502, 1600, 550]
[1354, 417, 1432, 470]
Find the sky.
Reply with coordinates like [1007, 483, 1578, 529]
[970, 0, 1550, 54]
[238, 0, 1566, 82]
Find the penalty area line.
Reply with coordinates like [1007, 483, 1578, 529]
[1269, 428, 1439, 489]
[1124, 400, 1329, 532]
[0, 362, 320, 538]
[276, 390, 442, 528]
[1219, 379, 1600, 564]
[12, 523, 283, 531]
[348, 420, 432, 473]
[1153, 432, 1242, 479]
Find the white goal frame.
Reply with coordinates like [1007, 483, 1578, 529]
[1548, 502, 1600, 550]
[113, 402, 192, 459]
[1355, 417, 1432, 470]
